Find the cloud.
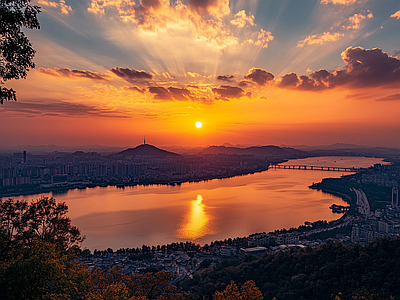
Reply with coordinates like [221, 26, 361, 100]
[217, 75, 236, 82]
[187, 0, 230, 18]
[391, 11, 400, 19]
[343, 12, 373, 29]
[238, 80, 250, 87]
[148, 85, 214, 102]
[278, 47, 400, 90]
[148, 86, 173, 101]
[297, 32, 344, 47]
[38, 0, 72, 15]
[111, 67, 153, 83]
[247, 29, 274, 48]
[230, 10, 255, 28]
[86, 1, 273, 51]
[168, 87, 191, 100]
[376, 94, 400, 101]
[124, 86, 145, 93]
[2, 100, 128, 118]
[278, 73, 299, 88]
[87, 0, 238, 50]
[37, 67, 110, 80]
[320, 0, 358, 5]
[277, 72, 326, 91]
[212, 85, 246, 99]
[244, 68, 274, 85]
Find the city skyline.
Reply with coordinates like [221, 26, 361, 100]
[1, 0, 400, 148]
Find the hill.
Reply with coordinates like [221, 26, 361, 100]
[109, 144, 181, 159]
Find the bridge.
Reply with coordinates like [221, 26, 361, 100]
[271, 164, 363, 172]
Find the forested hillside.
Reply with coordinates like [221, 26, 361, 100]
[180, 238, 400, 300]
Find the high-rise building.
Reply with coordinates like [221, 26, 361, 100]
[392, 187, 399, 208]
[23, 150, 26, 163]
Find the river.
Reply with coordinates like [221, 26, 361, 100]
[13, 156, 387, 250]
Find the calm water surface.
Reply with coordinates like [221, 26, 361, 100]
[17, 156, 387, 250]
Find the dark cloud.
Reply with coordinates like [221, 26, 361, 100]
[37, 67, 110, 80]
[212, 85, 246, 99]
[148, 86, 192, 101]
[111, 67, 153, 83]
[278, 73, 299, 88]
[168, 87, 191, 100]
[278, 47, 400, 91]
[148, 86, 212, 102]
[244, 68, 274, 85]
[125, 86, 145, 93]
[217, 75, 236, 82]
[148, 86, 172, 101]
[1, 100, 129, 118]
[376, 94, 400, 101]
[238, 80, 251, 87]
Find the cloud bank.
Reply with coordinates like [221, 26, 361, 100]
[38, 68, 110, 80]
[278, 47, 400, 90]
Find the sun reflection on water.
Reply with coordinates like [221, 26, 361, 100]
[177, 194, 214, 240]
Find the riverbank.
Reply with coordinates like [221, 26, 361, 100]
[0, 166, 269, 198]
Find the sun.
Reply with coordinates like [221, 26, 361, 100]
[195, 121, 202, 128]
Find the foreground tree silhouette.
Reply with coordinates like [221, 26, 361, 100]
[0, 196, 84, 260]
[0, 0, 40, 104]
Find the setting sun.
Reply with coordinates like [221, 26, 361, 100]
[195, 122, 202, 128]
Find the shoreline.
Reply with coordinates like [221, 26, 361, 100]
[0, 166, 269, 198]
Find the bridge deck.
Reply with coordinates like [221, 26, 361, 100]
[271, 164, 362, 172]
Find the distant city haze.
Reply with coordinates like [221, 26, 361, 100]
[15, 156, 386, 250]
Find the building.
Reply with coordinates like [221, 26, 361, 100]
[392, 187, 399, 208]
[239, 246, 268, 256]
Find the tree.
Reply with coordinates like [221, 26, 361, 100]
[0, 196, 84, 260]
[214, 281, 263, 300]
[0, 0, 40, 104]
[0, 239, 89, 300]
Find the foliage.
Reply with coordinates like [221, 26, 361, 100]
[214, 280, 263, 300]
[0, 0, 40, 104]
[0, 239, 93, 299]
[180, 238, 400, 300]
[0, 196, 194, 299]
[0, 240, 190, 299]
[0, 196, 84, 260]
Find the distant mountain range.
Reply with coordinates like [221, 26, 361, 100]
[108, 144, 181, 159]
[201, 145, 307, 157]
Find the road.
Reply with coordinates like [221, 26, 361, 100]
[352, 188, 370, 216]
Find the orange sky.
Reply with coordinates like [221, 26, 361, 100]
[1, 0, 400, 149]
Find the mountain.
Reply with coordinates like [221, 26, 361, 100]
[108, 144, 180, 159]
[202, 145, 307, 157]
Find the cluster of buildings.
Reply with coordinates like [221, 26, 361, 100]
[79, 251, 195, 279]
[360, 163, 400, 188]
[0, 150, 268, 192]
[351, 187, 400, 244]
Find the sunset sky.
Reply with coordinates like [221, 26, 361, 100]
[1, 0, 400, 148]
